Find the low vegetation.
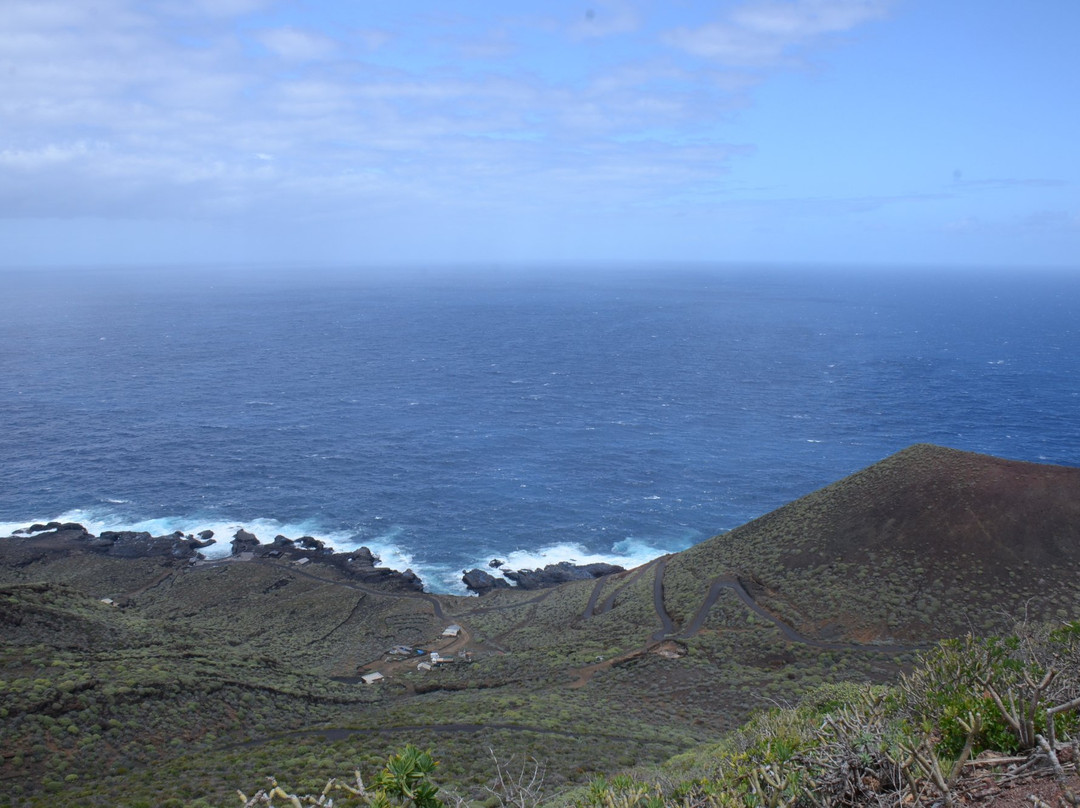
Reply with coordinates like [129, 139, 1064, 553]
[238, 618, 1080, 808]
[3, 445, 1080, 805]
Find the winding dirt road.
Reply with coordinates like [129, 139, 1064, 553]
[239, 555, 922, 690]
[565, 565, 924, 688]
[670, 575, 921, 653]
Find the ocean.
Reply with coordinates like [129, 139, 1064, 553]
[1, 264, 1078, 592]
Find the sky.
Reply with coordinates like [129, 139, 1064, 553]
[1, 0, 1078, 268]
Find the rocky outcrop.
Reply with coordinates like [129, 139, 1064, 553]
[1, 523, 426, 591]
[95, 530, 214, 560]
[1, 524, 211, 562]
[99, 531, 156, 559]
[319, 545, 423, 592]
[462, 561, 624, 594]
[231, 529, 261, 555]
[462, 568, 512, 596]
[28, 522, 92, 538]
[396, 569, 423, 590]
[17, 521, 88, 535]
[213, 530, 424, 591]
[297, 536, 326, 552]
[502, 561, 624, 590]
[347, 546, 379, 567]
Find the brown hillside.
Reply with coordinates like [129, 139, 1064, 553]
[666, 444, 1080, 642]
[765, 443, 1080, 570]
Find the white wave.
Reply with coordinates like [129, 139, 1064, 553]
[432, 534, 694, 595]
[326, 526, 418, 574]
[0, 510, 350, 561]
[1, 512, 697, 597]
[171, 519, 436, 585]
[0, 517, 53, 536]
[6, 511, 455, 595]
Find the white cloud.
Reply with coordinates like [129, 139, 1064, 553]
[941, 210, 1080, 236]
[0, 0, 891, 233]
[257, 26, 339, 61]
[953, 177, 1069, 191]
[732, 0, 888, 38]
[354, 28, 393, 51]
[0, 0, 130, 29]
[153, 0, 275, 19]
[664, 0, 892, 67]
[1020, 210, 1080, 231]
[457, 30, 517, 59]
[0, 143, 96, 169]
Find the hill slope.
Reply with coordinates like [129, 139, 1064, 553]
[663, 444, 1080, 642]
[3, 444, 1080, 805]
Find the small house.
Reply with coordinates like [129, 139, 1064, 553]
[442, 624, 462, 638]
[361, 672, 384, 685]
[417, 662, 433, 672]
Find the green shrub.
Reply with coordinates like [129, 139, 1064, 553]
[238, 744, 444, 808]
[895, 620, 1080, 756]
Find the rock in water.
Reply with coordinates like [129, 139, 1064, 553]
[502, 561, 624, 590]
[347, 547, 379, 568]
[298, 536, 326, 552]
[231, 529, 261, 555]
[462, 568, 512, 595]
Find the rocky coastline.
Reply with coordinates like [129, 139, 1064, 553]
[461, 560, 625, 595]
[1, 523, 626, 595]
[1, 522, 425, 592]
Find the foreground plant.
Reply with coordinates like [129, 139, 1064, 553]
[238, 621, 1080, 808]
[896, 619, 1080, 755]
[576, 620, 1080, 808]
[238, 744, 441, 808]
[238, 744, 549, 808]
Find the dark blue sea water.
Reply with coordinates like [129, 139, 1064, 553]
[1, 265, 1078, 592]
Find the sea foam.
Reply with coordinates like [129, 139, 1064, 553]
[0, 510, 438, 587]
[427, 534, 694, 595]
[0, 510, 697, 595]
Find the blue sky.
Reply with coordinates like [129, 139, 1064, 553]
[1, 0, 1077, 268]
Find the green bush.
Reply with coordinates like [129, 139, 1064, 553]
[239, 744, 444, 808]
[895, 620, 1080, 756]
